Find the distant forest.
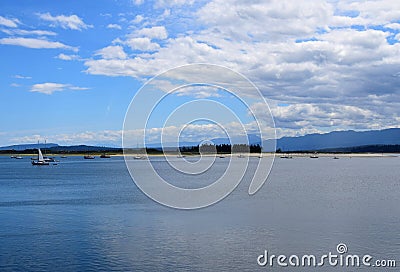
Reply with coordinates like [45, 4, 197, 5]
[0, 144, 263, 155]
[180, 144, 262, 154]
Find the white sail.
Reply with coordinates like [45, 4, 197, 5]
[38, 148, 44, 162]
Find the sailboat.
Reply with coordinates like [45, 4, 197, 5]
[32, 148, 49, 165]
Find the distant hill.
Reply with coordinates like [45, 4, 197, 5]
[49, 145, 121, 153]
[0, 144, 121, 153]
[0, 143, 59, 151]
[271, 128, 400, 152]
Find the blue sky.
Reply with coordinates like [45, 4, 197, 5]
[1, 0, 400, 147]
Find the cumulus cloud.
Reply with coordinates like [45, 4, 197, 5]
[125, 37, 160, 51]
[95, 45, 127, 59]
[131, 15, 144, 24]
[270, 103, 381, 130]
[107, 23, 122, 30]
[38, 12, 92, 30]
[83, 0, 400, 136]
[154, 0, 195, 8]
[56, 53, 80, 61]
[136, 26, 168, 39]
[0, 37, 78, 51]
[30, 83, 89, 95]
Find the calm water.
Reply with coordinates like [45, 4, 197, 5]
[0, 155, 399, 271]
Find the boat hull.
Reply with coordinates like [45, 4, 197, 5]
[31, 161, 49, 166]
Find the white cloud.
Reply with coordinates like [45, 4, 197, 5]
[125, 37, 160, 51]
[0, 37, 78, 51]
[385, 23, 400, 30]
[132, 15, 144, 24]
[174, 85, 222, 98]
[107, 23, 122, 30]
[56, 53, 79, 61]
[84, 58, 150, 77]
[30, 83, 67, 94]
[69, 86, 90, 91]
[154, 0, 194, 8]
[137, 26, 168, 39]
[14, 75, 31, 79]
[95, 45, 127, 59]
[1, 28, 57, 36]
[30, 83, 89, 95]
[38, 12, 92, 30]
[0, 15, 20, 28]
[339, 0, 400, 25]
[275, 102, 398, 134]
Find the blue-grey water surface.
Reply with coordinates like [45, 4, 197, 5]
[0, 155, 399, 271]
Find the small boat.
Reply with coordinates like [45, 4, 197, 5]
[60, 156, 67, 158]
[238, 154, 245, 158]
[280, 154, 293, 159]
[15, 156, 23, 159]
[32, 148, 49, 166]
[100, 154, 111, 158]
[310, 155, 319, 159]
[44, 157, 56, 162]
[219, 156, 225, 158]
[10, 155, 16, 159]
[333, 156, 339, 159]
[84, 155, 95, 159]
[177, 155, 186, 158]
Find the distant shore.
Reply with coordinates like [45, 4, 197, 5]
[2, 152, 398, 158]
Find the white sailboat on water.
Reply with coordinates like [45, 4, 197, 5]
[31, 148, 49, 165]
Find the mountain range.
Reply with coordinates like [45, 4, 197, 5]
[273, 128, 400, 151]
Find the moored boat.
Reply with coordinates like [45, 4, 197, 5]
[32, 149, 49, 166]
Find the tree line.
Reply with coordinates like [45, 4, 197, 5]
[180, 144, 262, 154]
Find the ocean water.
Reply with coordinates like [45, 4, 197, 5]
[0, 155, 399, 271]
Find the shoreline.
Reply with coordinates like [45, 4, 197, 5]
[2, 153, 398, 158]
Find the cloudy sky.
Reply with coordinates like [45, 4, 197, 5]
[1, 0, 400, 147]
